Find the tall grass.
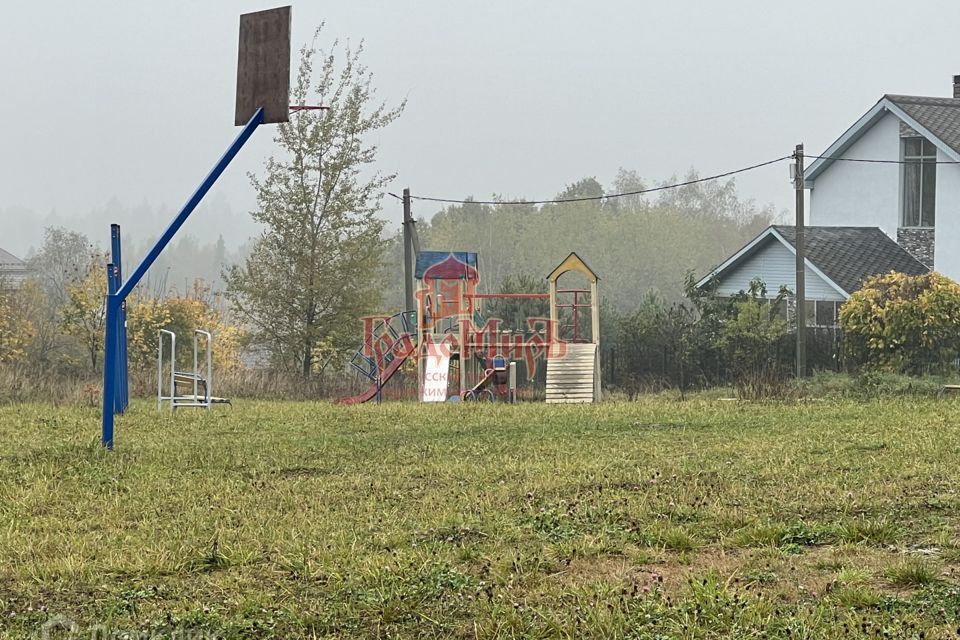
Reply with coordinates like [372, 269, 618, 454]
[0, 365, 370, 405]
[0, 365, 100, 406]
[2, 398, 960, 637]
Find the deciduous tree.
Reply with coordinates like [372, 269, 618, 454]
[225, 28, 404, 376]
[60, 259, 107, 372]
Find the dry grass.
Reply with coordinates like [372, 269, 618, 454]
[0, 365, 371, 406]
[3, 397, 960, 637]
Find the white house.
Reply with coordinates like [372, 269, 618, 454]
[805, 75, 960, 275]
[697, 76, 960, 316]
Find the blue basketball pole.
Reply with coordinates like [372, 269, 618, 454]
[101, 107, 265, 449]
[110, 224, 129, 412]
[106, 264, 118, 414]
[113, 265, 125, 413]
[103, 273, 120, 448]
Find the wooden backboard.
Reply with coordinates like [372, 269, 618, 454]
[235, 6, 291, 126]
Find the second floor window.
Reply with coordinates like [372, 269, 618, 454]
[902, 137, 936, 228]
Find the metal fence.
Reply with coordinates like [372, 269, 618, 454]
[605, 327, 842, 394]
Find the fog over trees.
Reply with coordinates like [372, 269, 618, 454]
[3, 167, 776, 311]
[380, 172, 776, 312]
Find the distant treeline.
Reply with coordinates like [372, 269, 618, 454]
[379, 170, 778, 312]
[2, 193, 259, 292]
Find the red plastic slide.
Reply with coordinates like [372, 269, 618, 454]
[336, 351, 410, 405]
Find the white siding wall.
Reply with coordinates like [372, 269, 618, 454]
[808, 112, 901, 237]
[713, 239, 846, 301]
[935, 149, 960, 280]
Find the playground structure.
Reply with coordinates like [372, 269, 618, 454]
[157, 329, 231, 410]
[546, 252, 602, 403]
[338, 250, 600, 404]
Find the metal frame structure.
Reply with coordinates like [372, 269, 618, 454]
[555, 288, 592, 343]
[158, 330, 175, 410]
[108, 224, 129, 414]
[157, 329, 214, 410]
[101, 107, 265, 448]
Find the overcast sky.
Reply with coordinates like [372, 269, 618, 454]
[4, 0, 960, 245]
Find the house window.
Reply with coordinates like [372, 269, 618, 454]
[814, 300, 840, 328]
[717, 295, 842, 327]
[901, 138, 936, 228]
[797, 300, 840, 328]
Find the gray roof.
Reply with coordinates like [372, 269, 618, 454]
[772, 226, 928, 294]
[0, 248, 26, 269]
[885, 94, 960, 155]
[805, 92, 960, 183]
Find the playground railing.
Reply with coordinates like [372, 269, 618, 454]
[349, 310, 417, 381]
[158, 330, 176, 411]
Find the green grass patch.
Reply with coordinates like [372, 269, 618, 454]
[885, 558, 941, 588]
[836, 516, 901, 546]
[2, 397, 960, 637]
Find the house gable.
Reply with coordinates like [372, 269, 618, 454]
[807, 111, 902, 233]
[697, 226, 928, 301]
[0, 247, 30, 289]
[700, 231, 846, 301]
[806, 96, 960, 185]
[802, 80, 960, 280]
[0, 248, 24, 268]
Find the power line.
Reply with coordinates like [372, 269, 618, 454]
[388, 155, 792, 206]
[803, 154, 960, 165]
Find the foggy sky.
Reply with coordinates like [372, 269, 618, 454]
[3, 0, 960, 256]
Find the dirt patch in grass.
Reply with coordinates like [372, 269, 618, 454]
[274, 465, 336, 478]
[551, 543, 953, 606]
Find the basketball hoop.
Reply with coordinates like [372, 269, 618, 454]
[235, 6, 291, 125]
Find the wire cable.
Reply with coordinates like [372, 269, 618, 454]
[803, 154, 960, 165]
[388, 155, 793, 206]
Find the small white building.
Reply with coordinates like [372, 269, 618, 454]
[805, 75, 960, 277]
[0, 248, 30, 290]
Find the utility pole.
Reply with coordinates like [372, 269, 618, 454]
[402, 187, 414, 312]
[794, 144, 806, 378]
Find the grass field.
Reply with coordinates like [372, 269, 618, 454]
[3, 397, 960, 638]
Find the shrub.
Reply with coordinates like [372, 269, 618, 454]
[611, 292, 704, 397]
[717, 279, 792, 399]
[841, 272, 960, 374]
[0, 282, 36, 364]
[127, 281, 245, 374]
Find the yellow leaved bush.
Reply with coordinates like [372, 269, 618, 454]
[840, 271, 960, 373]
